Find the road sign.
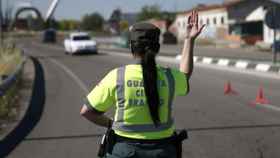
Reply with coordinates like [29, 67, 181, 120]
[265, 8, 280, 29]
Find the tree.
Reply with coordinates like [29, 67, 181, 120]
[109, 8, 122, 23]
[81, 12, 104, 31]
[57, 20, 80, 31]
[109, 8, 122, 34]
[161, 11, 176, 29]
[137, 5, 161, 22]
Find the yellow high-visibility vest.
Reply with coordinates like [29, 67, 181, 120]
[86, 64, 188, 139]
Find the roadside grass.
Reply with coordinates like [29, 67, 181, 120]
[0, 39, 23, 133]
[9, 31, 37, 38]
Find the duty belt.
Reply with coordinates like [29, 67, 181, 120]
[115, 129, 188, 144]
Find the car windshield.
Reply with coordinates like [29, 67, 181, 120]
[73, 36, 91, 41]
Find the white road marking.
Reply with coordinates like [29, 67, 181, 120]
[256, 103, 280, 112]
[49, 59, 89, 93]
[175, 55, 199, 62]
[235, 61, 248, 69]
[202, 57, 213, 64]
[193, 56, 198, 62]
[25, 43, 89, 94]
[196, 62, 280, 79]
[217, 59, 230, 66]
[256, 64, 270, 72]
[175, 55, 181, 60]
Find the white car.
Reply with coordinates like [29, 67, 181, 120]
[64, 32, 98, 54]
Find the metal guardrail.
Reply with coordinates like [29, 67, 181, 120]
[0, 52, 26, 97]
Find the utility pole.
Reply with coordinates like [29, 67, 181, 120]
[272, 6, 278, 64]
[265, 6, 280, 64]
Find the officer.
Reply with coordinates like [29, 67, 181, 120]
[80, 10, 205, 158]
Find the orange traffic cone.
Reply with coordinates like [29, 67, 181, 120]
[251, 87, 269, 105]
[224, 81, 238, 95]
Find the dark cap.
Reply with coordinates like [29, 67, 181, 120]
[129, 23, 161, 42]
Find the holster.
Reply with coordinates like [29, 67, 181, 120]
[174, 129, 188, 158]
[97, 128, 116, 158]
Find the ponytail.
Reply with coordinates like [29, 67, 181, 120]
[129, 22, 161, 127]
[141, 45, 160, 127]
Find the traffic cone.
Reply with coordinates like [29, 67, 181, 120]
[251, 87, 269, 105]
[224, 81, 238, 95]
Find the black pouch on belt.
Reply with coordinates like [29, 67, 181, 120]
[98, 128, 116, 157]
[174, 129, 188, 158]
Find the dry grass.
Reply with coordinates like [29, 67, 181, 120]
[0, 39, 22, 76]
[0, 39, 23, 131]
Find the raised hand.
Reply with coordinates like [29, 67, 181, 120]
[186, 10, 206, 40]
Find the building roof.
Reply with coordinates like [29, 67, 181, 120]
[179, 0, 280, 16]
[178, 0, 244, 16]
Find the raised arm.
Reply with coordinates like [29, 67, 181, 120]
[180, 10, 205, 78]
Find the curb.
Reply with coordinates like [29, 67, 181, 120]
[100, 45, 280, 74]
[176, 55, 280, 74]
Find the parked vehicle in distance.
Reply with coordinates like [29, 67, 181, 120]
[64, 32, 98, 55]
[43, 28, 57, 43]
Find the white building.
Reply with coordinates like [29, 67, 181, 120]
[173, 0, 280, 45]
[175, 4, 228, 40]
[248, 6, 280, 44]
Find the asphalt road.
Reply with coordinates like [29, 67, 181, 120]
[7, 40, 280, 158]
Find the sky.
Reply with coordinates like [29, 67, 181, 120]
[2, 0, 228, 20]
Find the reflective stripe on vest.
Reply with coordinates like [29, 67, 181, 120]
[112, 66, 175, 132]
[165, 68, 175, 123]
[116, 66, 125, 122]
